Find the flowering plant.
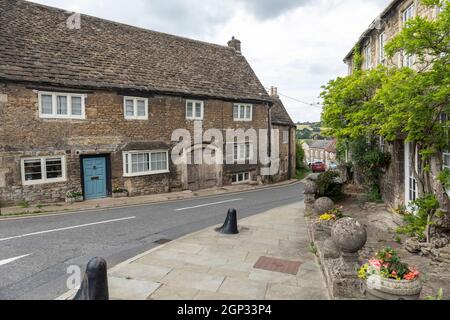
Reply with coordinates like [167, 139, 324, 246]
[358, 247, 419, 281]
[318, 206, 344, 221]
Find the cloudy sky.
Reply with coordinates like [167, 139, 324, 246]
[31, 0, 390, 122]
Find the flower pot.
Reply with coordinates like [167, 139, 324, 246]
[65, 196, 83, 204]
[112, 191, 128, 198]
[364, 274, 422, 300]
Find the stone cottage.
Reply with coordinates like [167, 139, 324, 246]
[0, 0, 296, 204]
[304, 139, 337, 168]
[343, 0, 443, 207]
[267, 87, 296, 182]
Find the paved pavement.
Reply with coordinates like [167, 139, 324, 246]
[0, 181, 304, 300]
[99, 201, 328, 300]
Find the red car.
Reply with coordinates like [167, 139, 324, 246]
[311, 161, 326, 173]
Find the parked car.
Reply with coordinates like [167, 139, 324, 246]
[328, 162, 338, 170]
[311, 161, 326, 173]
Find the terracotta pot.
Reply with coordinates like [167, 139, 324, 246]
[364, 275, 422, 300]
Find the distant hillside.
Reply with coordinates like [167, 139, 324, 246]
[296, 122, 328, 139]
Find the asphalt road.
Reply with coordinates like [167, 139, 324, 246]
[0, 182, 304, 300]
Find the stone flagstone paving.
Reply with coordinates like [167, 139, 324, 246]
[107, 202, 329, 300]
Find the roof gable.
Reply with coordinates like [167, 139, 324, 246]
[0, 0, 271, 102]
[270, 97, 295, 126]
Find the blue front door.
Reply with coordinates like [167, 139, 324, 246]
[83, 157, 107, 200]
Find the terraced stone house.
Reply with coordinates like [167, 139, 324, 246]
[0, 0, 296, 204]
[343, 0, 443, 207]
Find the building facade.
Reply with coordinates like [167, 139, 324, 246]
[343, 0, 442, 207]
[0, 1, 295, 204]
[303, 140, 337, 168]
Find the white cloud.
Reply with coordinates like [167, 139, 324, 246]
[29, 0, 391, 122]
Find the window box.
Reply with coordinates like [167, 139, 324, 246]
[21, 156, 66, 185]
[233, 104, 252, 121]
[124, 97, 148, 120]
[186, 100, 204, 120]
[123, 150, 169, 177]
[38, 92, 86, 119]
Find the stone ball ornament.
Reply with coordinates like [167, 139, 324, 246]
[314, 197, 334, 215]
[331, 218, 367, 253]
[304, 180, 318, 194]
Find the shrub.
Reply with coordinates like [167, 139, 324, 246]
[316, 171, 343, 201]
[18, 199, 30, 208]
[66, 191, 83, 198]
[396, 194, 440, 242]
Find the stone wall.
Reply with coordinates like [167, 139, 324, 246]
[380, 140, 405, 208]
[0, 82, 274, 204]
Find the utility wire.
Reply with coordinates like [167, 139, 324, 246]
[265, 87, 323, 109]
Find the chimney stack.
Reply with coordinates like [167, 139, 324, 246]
[227, 36, 241, 54]
[269, 86, 278, 97]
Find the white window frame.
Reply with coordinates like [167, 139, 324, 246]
[283, 130, 289, 144]
[364, 43, 372, 69]
[379, 32, 386, 64]
[402, 3, 415, 25]
[232, 172, 251, 184]
[38, 92, 86, 120]
[123, 150, 169, 177]
[402, 51, 415, 68]
[186, 100, 204, 120]
[441, 113, 450, 170]
[123, 97, 149, 120]
[21, 155, 66, 186]
[233, 142, 253, 162]
[233, 104, 253, 121]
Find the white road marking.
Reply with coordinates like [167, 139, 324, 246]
[0, 254, 32, 266]
[175, 198, 243, 211]
[0, 216, 136, 242]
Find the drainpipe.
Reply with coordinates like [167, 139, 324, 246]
[267, 102, 274, 183]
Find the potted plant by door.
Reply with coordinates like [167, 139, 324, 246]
[112, 187, 129, 198]
[66, 191, 84, 204]
[359, 247, 422, 300]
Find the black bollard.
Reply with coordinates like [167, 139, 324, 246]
[73, 257, 109, 300]
[216, 208, 239, 235]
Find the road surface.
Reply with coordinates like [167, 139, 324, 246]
[0, 182, 304, 300]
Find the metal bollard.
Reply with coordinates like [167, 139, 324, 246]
[216, 208, 239, 235]
[73, 257, 109, 300]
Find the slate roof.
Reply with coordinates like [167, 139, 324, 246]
[310, 140, 335, 151]
[270, 97, 295, 127]
[343, 0, 402, 62]
[0, 0, 271, 103]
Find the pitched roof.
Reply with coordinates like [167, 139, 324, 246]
[0, 0, 271, 103]
[310, 140, 335, 150]
[343, 0, 402, 62]
[270, 97, 295, 126]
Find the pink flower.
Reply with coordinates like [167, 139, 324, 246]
[404, 269, 420, 280]
[369, 259, 382, 270]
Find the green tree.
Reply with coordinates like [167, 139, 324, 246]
[321, 0, 450, 196]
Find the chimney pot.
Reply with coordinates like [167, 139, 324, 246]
[269, 86, 278, 97]
[227, 36, 241, 54]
